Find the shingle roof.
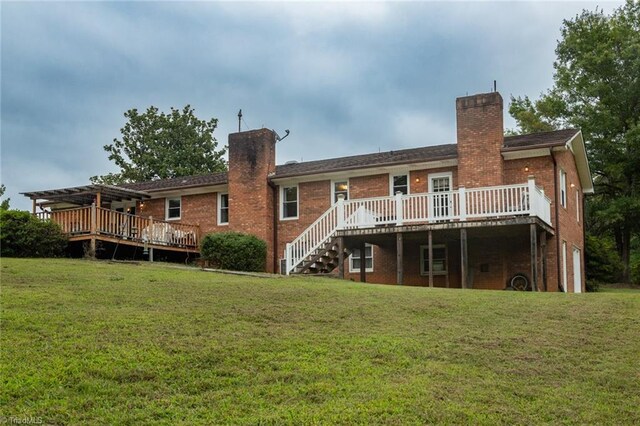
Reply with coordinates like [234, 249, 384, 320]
[114, 128, 579, 191]
[119, 172, 227, 192]
[274, 144, 458, 178]
[503, 128, 578, 150]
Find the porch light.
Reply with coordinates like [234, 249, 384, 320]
[415, 177, 421, 183]
[524, 166, 529, 172]
[570, 183, 576, 188]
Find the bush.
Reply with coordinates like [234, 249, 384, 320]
[0, 210, 67, 257]
[200, 232, 267, 272]
[585, 233, 623, 283]
[586, 279, 601, 292]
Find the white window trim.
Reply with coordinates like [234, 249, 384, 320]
[165, 197, 181, 221]
[428, 172, 453, 193]
[331, 179, 349, 204]
[217, 192, 229, 226]
[389, 173, 410, 196]
[560, 169, 567, 208]
[419, 244, 448, 275]
[349, 243, 374, 273]
[280, 185, 299, 221]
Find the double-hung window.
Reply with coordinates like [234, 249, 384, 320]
[281, 186, 298, 220]
[332, 180, 349, 203]
[350, 244, 373, 272]
[218, 193, 229, 225]
[420, 245, 447, 275]
[391, 174, 409, 195]
[560, 169, 567, 208]
[166, 197, 181, 220]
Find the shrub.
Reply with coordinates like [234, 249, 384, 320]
[0, 210, 67, 257]
[585, 233, 623, 283]
[586, 279, 601, 292]
[200, 232, 266, 272]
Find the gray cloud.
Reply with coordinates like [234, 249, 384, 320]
[1, 1, 622, 210]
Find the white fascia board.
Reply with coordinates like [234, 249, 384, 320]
[271, 159, 458, 186]
[502, 148, 551, 160]
[565, 131, 594, 194]
[146, 184, 228, 199]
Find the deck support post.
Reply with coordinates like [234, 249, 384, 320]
[460, 228, 468, 289]
[96, 192, 101, 208]
[428, 230, 434, 288]
[32, 199, 37, 215]
[396, 233, 403, 285]
[89, 202, 97, 259]
[149, 247, 154, 262]
[337, 237, 345, 279]
[541, 230, 547, 291]
[360, 241, 366, 283]
[530, 224, 538, 291]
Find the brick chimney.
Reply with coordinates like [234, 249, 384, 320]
[228, 128, 276, 272]
[456, 92, 504, 188]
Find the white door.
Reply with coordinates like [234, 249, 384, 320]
[573, 247, 582, 293]
[429, 173, 452, 220]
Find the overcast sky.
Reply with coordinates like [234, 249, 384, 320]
[1, 1, 623, 210]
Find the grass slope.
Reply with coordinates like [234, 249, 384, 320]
[1, 258, 639, 425]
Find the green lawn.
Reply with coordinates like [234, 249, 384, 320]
[1, 258, 639, 425]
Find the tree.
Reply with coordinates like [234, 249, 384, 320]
[91, 105, 227, 184]
[0, 184, 10, 210]
[509, 1, 640, 282]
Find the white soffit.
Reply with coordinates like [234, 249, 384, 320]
[502, 148, 551, 160]
[147, 184, 228, 198]
[271, 159, 458, 185]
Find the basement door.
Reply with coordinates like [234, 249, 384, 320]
[573, 247, 582, 293]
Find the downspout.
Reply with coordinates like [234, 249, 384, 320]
[268, 179, 279, 273]
[552, 150, 562, 292]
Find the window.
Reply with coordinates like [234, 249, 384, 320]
[560, 169, 567, 208]
[391, 174, 409, 195]
[332, 180, 349, 203]
[166, 197, 181, 220]
[218, 193, 229, 225]
[350, 244, 373, 272]
[281, 186, 298, 219]
[420, 244, 447, 275]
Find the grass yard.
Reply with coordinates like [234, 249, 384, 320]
[1, 258, 639, 425]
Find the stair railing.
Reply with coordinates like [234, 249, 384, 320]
[285, 197, 344, 275]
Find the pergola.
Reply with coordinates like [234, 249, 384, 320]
[22, 184, 151, 213]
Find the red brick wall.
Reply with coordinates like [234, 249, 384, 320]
[136, 192, 228, 238]
[228, 129, 277, 272]
[456, 92, 504, 188]
[554, 149, 586, 293]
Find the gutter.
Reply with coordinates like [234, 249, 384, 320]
[552, 150, 562, 292]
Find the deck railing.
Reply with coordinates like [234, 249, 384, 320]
[285, 178, 552, 274]
[37, 205, 199, 249]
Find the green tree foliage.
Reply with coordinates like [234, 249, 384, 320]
[200, 232, 267, 272]
[0, 184, 10, 210]
[509, 1, 640, 282]
[0, 210, 67, 257]
[91, 105, 227, 185]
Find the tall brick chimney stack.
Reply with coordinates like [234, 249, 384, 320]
[228, 128, 276, 272]
[456, 92, 505, 188]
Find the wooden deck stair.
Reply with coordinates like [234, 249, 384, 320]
[293, 237, 351, 275]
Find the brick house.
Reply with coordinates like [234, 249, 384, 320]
[24, 91, 593, 292]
